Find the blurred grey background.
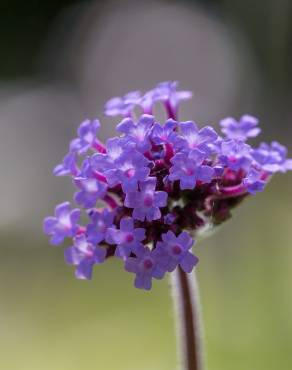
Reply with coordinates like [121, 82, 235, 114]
[0, 0, 291, 369]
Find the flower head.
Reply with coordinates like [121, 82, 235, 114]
[44, 81, 292, 290]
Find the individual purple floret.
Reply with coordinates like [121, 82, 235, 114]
[220, 115, 261, 141]
[64, 234, 106, 279]
[106, 217, 146, 259]
[151, 119, 177, 145]
[116, 114, 154, 152]
[169, 149, 214, 190]
[104, 137, 130, 161]
[139, 90, 157, 115]
[154, 81, 192, 101]
[155, 231, 198, 273]
[151, 81, 192, 119]
[43, 202, 81, 245]
[173, 121, 218, 154]
[252, 141, 292, 173]
[91, 137, 135, 175]
[243, 168, 267, 194]
[87, 208, 115, 244]
[125, 247, 166, 290]
[92, 137, 149, 192]
[74, 177, 106, 208]
[104, 91, 141, 117]
[125, 177, 167, 221]
[53, 152, 79, 177]
[106, 81, 192, 118]
[70, 119, 101, 154]
[219, 139, 252, 171]
[73, 158, 107, 208]
[104, 149, 150, 192]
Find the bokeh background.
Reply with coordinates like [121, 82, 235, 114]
[0, 0, 292, 369]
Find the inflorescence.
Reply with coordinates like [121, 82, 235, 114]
[43, 81, 292, 290]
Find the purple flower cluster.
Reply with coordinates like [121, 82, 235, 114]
[43, 81, 291, 290]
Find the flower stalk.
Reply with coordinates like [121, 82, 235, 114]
[172, 268, 205, 370]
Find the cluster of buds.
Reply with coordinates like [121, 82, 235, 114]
[43, 82, 292, 290]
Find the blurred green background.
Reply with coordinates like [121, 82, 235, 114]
[0, 0, 292, 369]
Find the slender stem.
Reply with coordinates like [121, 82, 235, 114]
[164, 101, 177, 120]
[103, 194, 119, 209]
[171, 267, 205, 370]
[93, 140, 106, 153]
